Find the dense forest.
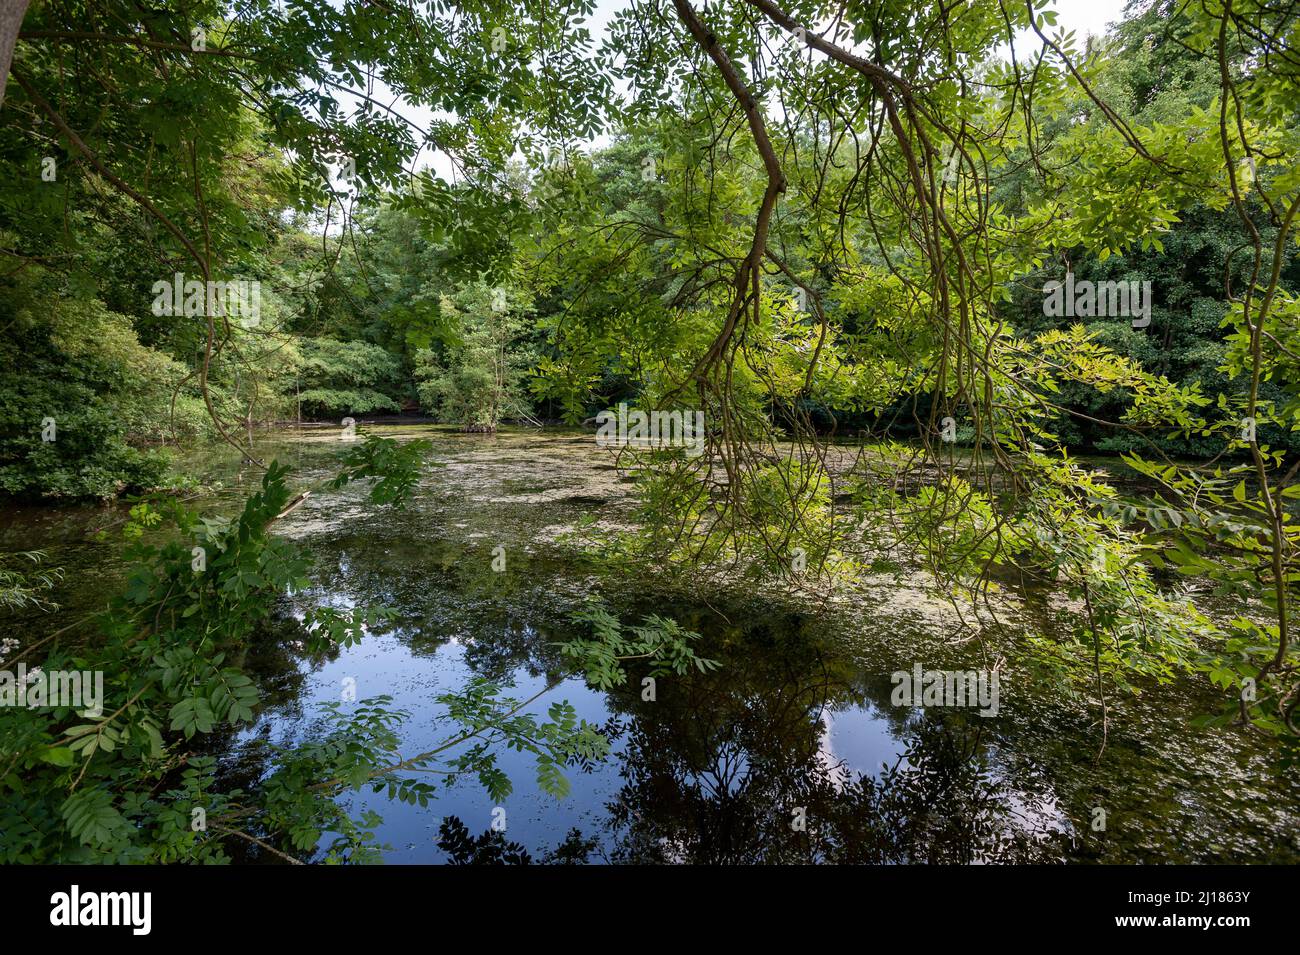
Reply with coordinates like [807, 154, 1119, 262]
[0, 0, 1298, 869]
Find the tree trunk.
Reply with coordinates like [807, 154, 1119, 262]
[0, 0, 31, 110]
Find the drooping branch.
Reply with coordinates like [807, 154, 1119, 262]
[669, 0, 786, 386]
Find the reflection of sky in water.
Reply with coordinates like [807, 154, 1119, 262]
[240, 631, 624, 863]
[819, 703, 1069, 849]
[819, 703, 907, 786]
[239, 613, 1066, 862]
[11, 425, 1300, 863]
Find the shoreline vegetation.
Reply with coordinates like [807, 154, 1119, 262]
[2, 0, 1298, 866]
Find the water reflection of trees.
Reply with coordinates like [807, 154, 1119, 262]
[299, 535, 577, 682]
[227, 537, 1074, 864]
[597, 613, 1069, 864]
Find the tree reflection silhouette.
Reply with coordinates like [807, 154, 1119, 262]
[595, 615, 1069, 864]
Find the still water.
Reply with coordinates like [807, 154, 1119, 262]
[3, 426, 1297, 863]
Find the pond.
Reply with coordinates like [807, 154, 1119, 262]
[3, 425, 1298, 863]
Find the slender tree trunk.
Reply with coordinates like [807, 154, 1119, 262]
[0, 0, 31, 110]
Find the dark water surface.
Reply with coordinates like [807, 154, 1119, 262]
[3, 426, 1298, 863]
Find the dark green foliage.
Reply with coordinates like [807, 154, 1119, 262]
[294, 337, 405, 418]
[0, 282, 188, 499]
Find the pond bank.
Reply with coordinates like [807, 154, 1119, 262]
[3, 425, 1297, 863]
